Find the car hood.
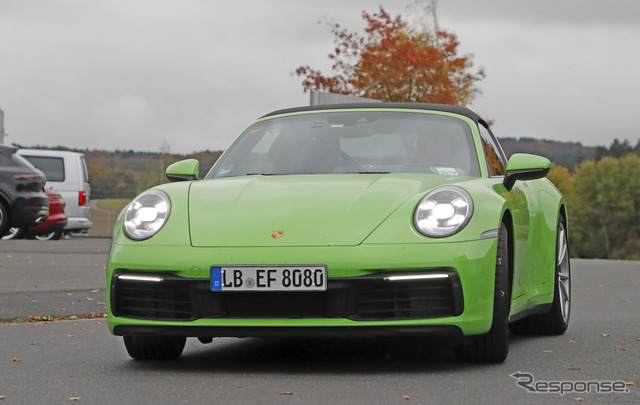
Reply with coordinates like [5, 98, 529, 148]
[188, 174, 462, 247]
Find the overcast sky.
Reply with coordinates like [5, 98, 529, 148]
[1, 0, 638, 154]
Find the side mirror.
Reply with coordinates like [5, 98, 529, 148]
[503, 153, 550, 191]
[166, 159, 200, 182]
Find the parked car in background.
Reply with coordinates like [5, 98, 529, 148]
[0, 145, 49, 237]
[18, 149, 92, 235]
[2, 188, 68, 240]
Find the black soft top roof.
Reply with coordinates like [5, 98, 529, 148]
[261, 103, 483, 124]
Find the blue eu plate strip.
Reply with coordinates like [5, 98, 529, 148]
[211, 267, 222, 291]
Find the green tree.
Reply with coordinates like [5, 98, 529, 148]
[570, 155, 640, 259]
[595, 138, 634, 161]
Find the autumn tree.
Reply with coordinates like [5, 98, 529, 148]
[295, 5, 485, 105]
[546, 163, 575, 198]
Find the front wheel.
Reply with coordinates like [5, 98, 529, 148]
[509, 217, 570, 335]
[456, 223, 510, 363]
[123, 336, 186, 360]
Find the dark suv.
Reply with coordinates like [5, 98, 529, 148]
[0, 145, 49, 236]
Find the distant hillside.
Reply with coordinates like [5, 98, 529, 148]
[82, 149, 223, 198]
[499, 137, 597, 169]
[19, 137, 630, 198]
[82, 138, 599, 172]
[16, 145, 223, 198]
[21, 138, 600, 176]
[77, 140, 599, 198]
[83, 149, 223, 179]
[17, 145, 222, 178]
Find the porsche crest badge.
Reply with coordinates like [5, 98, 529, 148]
[271, 230, 284, 239]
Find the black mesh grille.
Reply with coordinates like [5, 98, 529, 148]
[354, 279, 457, 319]
[112, 277, 194, 320]
[111, 271, 463, 321]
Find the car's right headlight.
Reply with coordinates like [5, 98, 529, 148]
[414, 186, 473, 238]
[123, 190, 171, 241]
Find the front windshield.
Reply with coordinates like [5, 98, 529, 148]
[208, 111, 480, 178]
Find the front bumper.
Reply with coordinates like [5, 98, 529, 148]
[111, 270, 463, 319]
[107, 238, 498, 337]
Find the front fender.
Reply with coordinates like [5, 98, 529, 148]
[508, 178, 564, 315]
[111, 182, 193, 247]
[364, 178, 508, 244]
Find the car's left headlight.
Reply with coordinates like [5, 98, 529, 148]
[123, 190, 171, 241]
[414, 186, 473, 238]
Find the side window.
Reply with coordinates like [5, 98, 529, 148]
[478, 124, 506, 176]
[22, 156, 65, 181]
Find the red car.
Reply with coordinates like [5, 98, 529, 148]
[2, 189, 68, 240]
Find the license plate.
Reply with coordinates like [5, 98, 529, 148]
[211, 265, 327, 292]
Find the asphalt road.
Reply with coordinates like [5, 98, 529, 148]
[0, 238, 109, 320]
[0, 239, 638, 404]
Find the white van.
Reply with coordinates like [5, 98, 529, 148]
[18, 149, 93, 234]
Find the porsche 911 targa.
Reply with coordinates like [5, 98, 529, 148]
[107, 103, 570, 363]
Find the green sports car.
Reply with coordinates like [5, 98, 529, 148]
[107, 103, 571, 363]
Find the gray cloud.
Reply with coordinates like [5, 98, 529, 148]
[1, 0, 638, 154]
[438, 0, 640, 25]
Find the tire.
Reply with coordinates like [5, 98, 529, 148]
[0, 201, 9, 237]
[509, 217, 571, 335]
[34, 229, 64, 241]
[123, 336, 186, 360]
[2, 227, 26, 240]
[456, 223, 510, 363]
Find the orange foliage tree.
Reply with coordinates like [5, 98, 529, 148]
[295, 6, 485, 105]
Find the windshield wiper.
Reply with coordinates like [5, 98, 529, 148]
[246, 171, 391, 176]
[358, 171, 391, 174]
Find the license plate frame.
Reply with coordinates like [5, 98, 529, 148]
[211, 265, 327, 292]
